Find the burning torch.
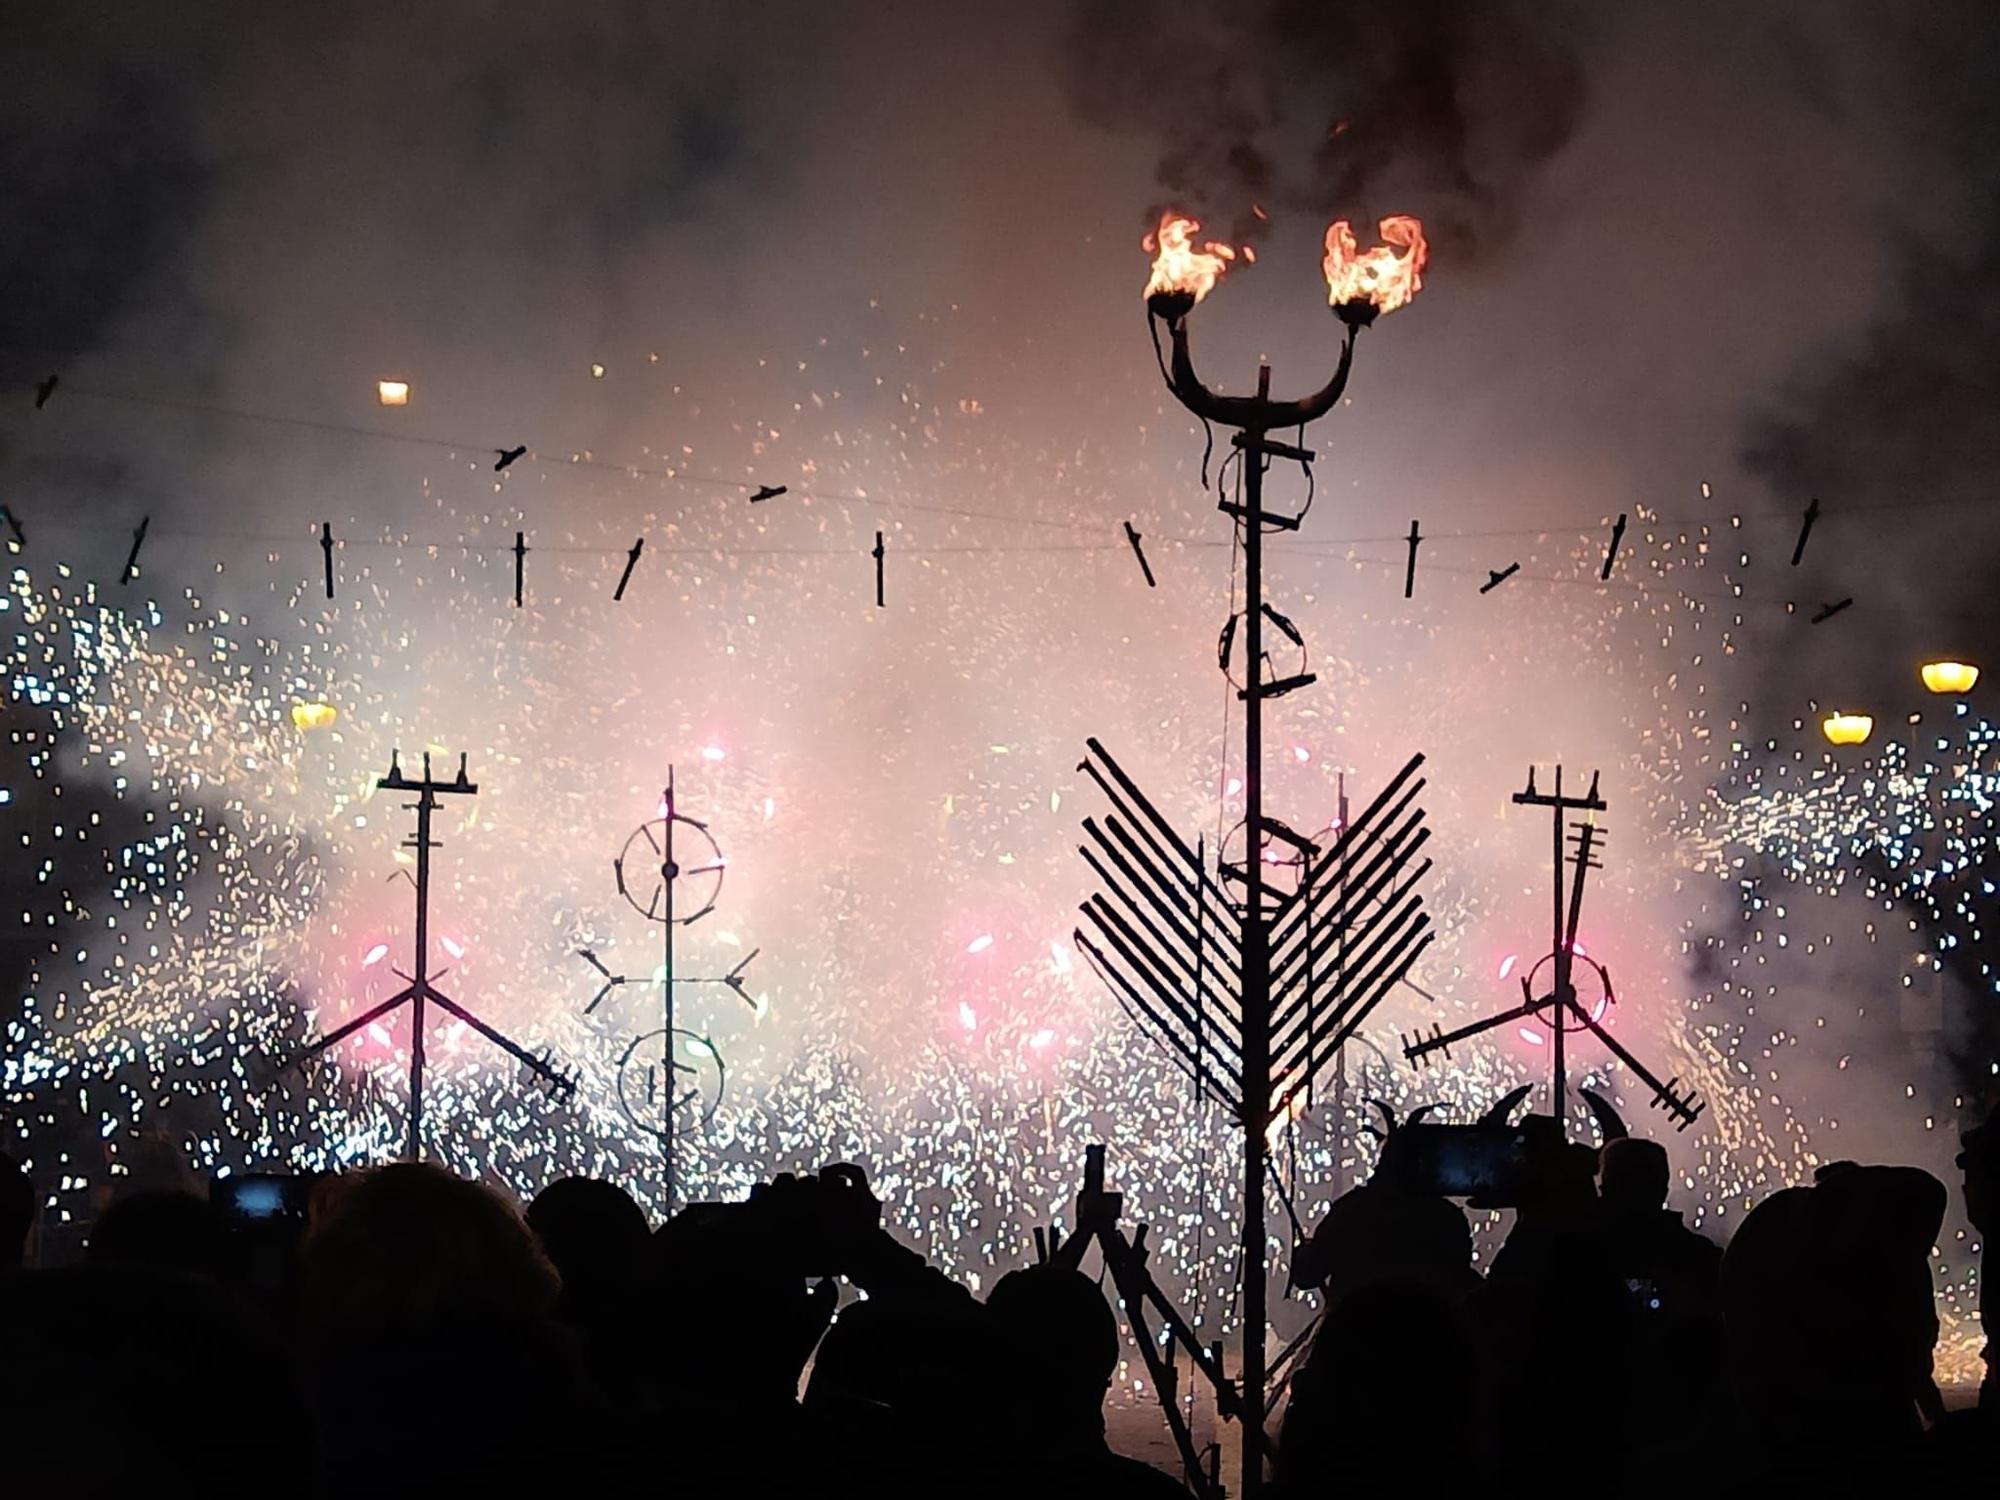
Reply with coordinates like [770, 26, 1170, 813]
[1141, 207, 1426, 1496]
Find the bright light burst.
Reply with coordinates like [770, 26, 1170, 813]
[0, 360, 1986, 1385]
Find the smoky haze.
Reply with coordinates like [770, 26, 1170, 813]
[2, 0, 1997, 1232]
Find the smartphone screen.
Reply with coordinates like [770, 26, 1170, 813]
[1398, 1124, 1529, 1198]
[213, 1174, 308, 1224]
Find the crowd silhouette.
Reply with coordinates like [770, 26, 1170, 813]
[0, 1115, 1993, 1498]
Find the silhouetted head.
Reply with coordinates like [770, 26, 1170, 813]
[0, 1150, 31, 1269]
[527, 1175, 648, 1317]
[89, 1189, 225, 1277]
[301, 1163, 557, 1341]
[1726, 1165, 1948, 1442]
[1811, 1162, 1948, 1261]
[1600, 1137, 1671, 1212]
[988, 1264, 1119, 1416]
[1293, 1184, 1474, 1307]
[806, 1286, 1005, 1480]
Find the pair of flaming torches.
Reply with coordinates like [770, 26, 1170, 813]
[1124, 210, 1428, 594]
[1140, 209, 1429, 326]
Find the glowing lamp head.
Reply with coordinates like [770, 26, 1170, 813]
[1920, 660, 1978, 695]
[1821, 712, 1873, 746]
[290, 700, 338, 732]
[1324, 215, 1427, 326]
[1143, 212, 1237, 322]
[376, 380, 409, 407]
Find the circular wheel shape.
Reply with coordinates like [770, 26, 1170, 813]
[616, 1026, 725, 1138]
[1216, 602, 1309, 697]
[615, 814, 724, 925]
[1523, 949, 1615, 1033]
[1217, 816, 1313, 914]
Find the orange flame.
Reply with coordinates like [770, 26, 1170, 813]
[1323, 215, 1428, 315]
[1143, 213, 1237, 306]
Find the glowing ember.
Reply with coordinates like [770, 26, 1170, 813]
[1142, 213, 1237, 309]
[1323, 215, 1427, 318]
[375, 380, 409, 406]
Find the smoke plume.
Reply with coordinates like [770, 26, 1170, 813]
[1061, 0, 1588, 256]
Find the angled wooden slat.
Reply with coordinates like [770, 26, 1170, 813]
[1080, 896, 1244, 1077]
[1266, 766, 1426, 959]
[1074, 929, 1244, 1116]
[1268, 857, 1432, 1036]
[1271, 892, 1428, 1062]
[1270, 927, 1434, 1112]
[1268, 824, 1431, 995]
[1083, 741, 1244, 947]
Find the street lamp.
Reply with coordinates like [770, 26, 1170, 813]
[1822, 711, 1874, 746]
[1144, 209, 1426, 1495]
[1921, 660, 1979, 695]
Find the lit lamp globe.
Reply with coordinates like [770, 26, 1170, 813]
[1920, 660, 1979, 695]
[1821, 712, 1873, 747]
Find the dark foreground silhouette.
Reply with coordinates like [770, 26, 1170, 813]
[0, 1127, 1992, 1498]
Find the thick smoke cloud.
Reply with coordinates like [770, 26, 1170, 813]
[0, 16, 208, 358]
[1060, 0, 1588, 256]
[1735, 8, 2000, 1098]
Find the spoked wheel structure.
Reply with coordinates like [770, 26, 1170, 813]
[616, 1025, 725, 1137]
[1520, 946, 1615, 1036]
[615, 811, 724, 926]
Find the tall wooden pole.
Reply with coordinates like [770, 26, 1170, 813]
[662, 766, 677, 1216]
[1237, 363, 1273, 1497]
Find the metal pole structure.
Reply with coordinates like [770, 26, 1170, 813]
[291, 752, 573, 1160]
[1142, 221, 1432, 1490]
[408, 778, 434, 1160]
[1150, 296, 1362, 1499]
[1550, 765, 1566, 1118]
[1238, 365, 1271, 1497]
[662, 766, 677, 1215]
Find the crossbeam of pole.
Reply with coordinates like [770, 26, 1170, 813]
[1078, 897, 1246, 1077]
[1402, 999, 1542, 1063]
[1269, 891, 1431, 1062]
[1562, 996, 1704, 1128]
[1075, 931, 1244, 1115]
[1268, 822, 1432, 995]
[1081, 743, 1245, 953]
[1082, 818, 1248, 1016]
[1269, 928, 1434, 1111]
